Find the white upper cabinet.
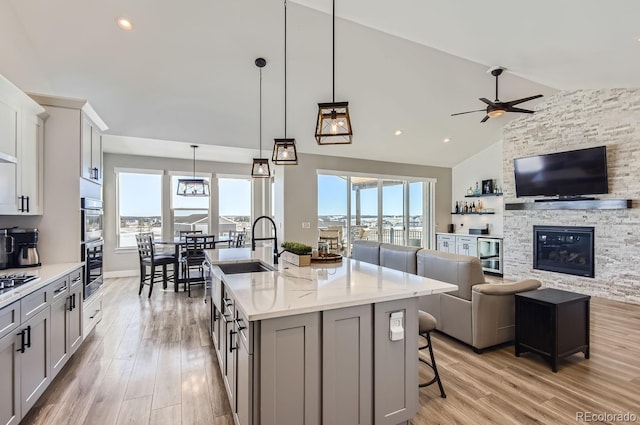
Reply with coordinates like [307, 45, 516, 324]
[81, 116, 103, 184]
[0, 74, 45, 215]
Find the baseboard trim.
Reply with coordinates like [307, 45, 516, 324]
[104, 270, 138, 279]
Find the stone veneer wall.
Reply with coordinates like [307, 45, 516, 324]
[502, 88, 640, 305]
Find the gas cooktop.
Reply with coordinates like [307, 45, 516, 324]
[0, 273, 39, 292]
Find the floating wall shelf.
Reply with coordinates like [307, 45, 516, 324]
[464, 193, 503, 198]
[451, 212, 496, 215]
[505, 199, 632, 211]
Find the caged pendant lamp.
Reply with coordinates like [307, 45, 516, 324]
[272, 0, 298, 165]
[251, 58, 271, 178]
[315, 0, 352, 145]
[176, 145, 210, 196]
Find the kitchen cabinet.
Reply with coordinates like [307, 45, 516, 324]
[0, 301, 21, 425]
[50, 267, 83, 379]
[456, 235, 478, 257]
[0, 328, 21, 425]
[18, 306, 51, 415]
[0, 74, 45, 215]
[82, 290, 103, 337]
[221, 289, 236, 412]
[81, 117, 103, 184]
[436, 234, 456, 254]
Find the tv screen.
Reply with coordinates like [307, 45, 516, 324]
[514, 146, 608, 197]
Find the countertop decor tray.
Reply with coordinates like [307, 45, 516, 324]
[310, 254, 343, 263]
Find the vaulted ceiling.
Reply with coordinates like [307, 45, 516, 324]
[7, 0, 639, 167]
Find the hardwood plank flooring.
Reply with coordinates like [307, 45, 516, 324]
[22, 277, 640, 425]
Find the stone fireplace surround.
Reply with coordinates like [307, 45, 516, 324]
[502, 88, 640, 305]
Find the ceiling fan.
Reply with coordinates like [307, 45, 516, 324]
[451, 67, 543, 123]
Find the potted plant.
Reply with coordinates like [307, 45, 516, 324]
[280, 242, 313, 267]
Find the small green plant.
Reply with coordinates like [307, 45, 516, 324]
[281, 241, 312, 255]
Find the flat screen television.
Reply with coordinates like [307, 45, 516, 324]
[513, 146, 608, 198]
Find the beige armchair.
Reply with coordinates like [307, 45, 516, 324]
[417, 249, 541, 352]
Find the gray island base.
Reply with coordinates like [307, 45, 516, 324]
[204, 248, 456, 425]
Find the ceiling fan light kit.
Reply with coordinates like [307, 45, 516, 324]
[451, 66, 543, 123]
[272, 0, 299, 165]
[315, 0, 353, 145]
[252, 57, 271, 178]
[177, 145, 210, 196]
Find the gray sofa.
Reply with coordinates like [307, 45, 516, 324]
[351, 240, 541, 351]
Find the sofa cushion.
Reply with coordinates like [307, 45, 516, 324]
[379, 243, 420, 274]
[416, 249, 485, 301]
[351, 240, 381, 265]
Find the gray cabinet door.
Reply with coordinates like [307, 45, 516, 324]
[90, 127, 102, 184]
[49, 294, 69, 379]
[224, 314, 236, 413]
[0, 330, 21, 425]
[69, 285, 83, 354]
[80, 117, 93, 180]
[235, 334, 252, 425]
[373, 299, 418, 425]
[19, 306, 51, 415]
[322, 304, 372, 425]
[260, 312, 321, 425]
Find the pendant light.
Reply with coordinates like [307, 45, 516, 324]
[176, 145, 210, 196]
[251, 58, 271, 178]
[272, 0, 298, 165]
[315, 0, 352, 145]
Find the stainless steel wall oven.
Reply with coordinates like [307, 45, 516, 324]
[82, 238, 103, 299]
[81, 198, 103, 242]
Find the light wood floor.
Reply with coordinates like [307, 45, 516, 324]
[23, 277, 640, 425]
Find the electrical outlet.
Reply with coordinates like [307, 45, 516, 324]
[302, 222, 310, 229]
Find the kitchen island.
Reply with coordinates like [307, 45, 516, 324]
[204, 247, 456, 425]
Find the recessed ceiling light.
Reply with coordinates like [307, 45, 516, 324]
[116, 17, 134, 31]
[443, 138, 451, 143]
[394, 130, 403, 136]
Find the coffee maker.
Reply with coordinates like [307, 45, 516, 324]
[8, 228, 40, 268]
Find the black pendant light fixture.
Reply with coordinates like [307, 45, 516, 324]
[251, 57, 271, 178]
[272, 0, 298, 165]
[177, 145, 210, 197]
[315, 0, 352, 145]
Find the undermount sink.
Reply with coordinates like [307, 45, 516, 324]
[217, 261, 275, 275]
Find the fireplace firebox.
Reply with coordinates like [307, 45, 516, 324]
[533, 226, 594, 278]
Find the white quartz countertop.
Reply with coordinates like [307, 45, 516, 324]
[205, 248, 457, 321]
[0, 263, 83, 310]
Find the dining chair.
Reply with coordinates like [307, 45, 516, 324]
[234, 231, 246, 248]
[135, 233, 176, 298]
[179, 229, 203, 240]
[181, 234, 215, 296]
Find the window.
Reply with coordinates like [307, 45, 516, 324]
[117, 170, 163, 248]
[318, 172, 434, 255]
[171, 175, 211, 236]
[218, 177, 252, 238]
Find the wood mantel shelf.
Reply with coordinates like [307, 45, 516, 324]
[505, 199, 632, 211]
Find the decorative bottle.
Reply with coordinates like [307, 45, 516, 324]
[475, 181, 481, 195]
[455, 201, 459, 213]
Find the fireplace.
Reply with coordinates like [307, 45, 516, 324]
[533, 226, 594, 278]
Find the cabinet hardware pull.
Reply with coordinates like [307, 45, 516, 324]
[89, 309, 100, 319]
[221, 313, 229, 324]
[72, 293, 76, 310]
[54, 285, 68, 294]
[68, 295, 73, 312]
[26, 325, 31, 348]
[16, 329, 26, 353]
[229, 330, 237, 352]
[234, 319, 246, 331]
[223, 298, 232, 307]
[26, 196, 29, 213]
[72, 276, 82, 284]
[19, 196, 24, 212]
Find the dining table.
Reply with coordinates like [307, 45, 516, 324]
[155, 235, 233, 292]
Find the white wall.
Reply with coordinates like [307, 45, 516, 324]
[451, 141, 504, 236]
[0, 2, 52, 93]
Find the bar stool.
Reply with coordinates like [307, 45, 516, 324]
[418, 310, 446, 398]
[135, 233, 175, 298]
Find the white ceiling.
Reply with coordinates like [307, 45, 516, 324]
[8, 0, 639, 167]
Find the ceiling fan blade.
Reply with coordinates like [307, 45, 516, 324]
[506, 106, 535, 114]
[505, 94, 543, 106]
[451, 109, 486, 116]
[479, 98, 496, 106]
[480, 115, 490, 123]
